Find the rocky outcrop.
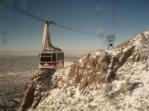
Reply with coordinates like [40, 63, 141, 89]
[18, 69, 56, 111]
[18, 31, 149, 111]
[67, 45, 135, 90]
[66, 31, 149, 91]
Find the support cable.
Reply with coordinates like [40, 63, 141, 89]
[0, 0, 100, 37]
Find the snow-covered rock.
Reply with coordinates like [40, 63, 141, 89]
[18, 31, 149, 111]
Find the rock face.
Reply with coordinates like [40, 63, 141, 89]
[67, 31, 149, 91]
[18, 69, 56, 111]
[18, 31, 149, 111]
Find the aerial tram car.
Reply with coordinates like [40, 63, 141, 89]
[39, 21, 64, 69]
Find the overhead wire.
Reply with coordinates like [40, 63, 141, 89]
[0, 0, 100, 37]
[0, 0, 45, 22]
[54, 23, 98, 37]
[112, 0, 117, 35]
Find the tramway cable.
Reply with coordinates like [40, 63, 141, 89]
[0, 0, 99, 37]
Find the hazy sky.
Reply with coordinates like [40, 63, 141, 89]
[0, 0, 149, 56]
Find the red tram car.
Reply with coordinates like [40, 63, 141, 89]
[39, 21, 64, 69]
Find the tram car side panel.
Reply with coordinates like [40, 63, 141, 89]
[56, 52, 64, 68]
[39, 51, 64, 69]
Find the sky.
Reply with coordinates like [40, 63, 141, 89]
[0, 0, 149, 56]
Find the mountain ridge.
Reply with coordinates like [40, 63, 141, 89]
[18, 30, 149, 111]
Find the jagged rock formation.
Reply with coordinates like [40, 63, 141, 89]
[18, 69, 56, 111]
[18, 31, 149, 111]
[67, 31, 149, 91]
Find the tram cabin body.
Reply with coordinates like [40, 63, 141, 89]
[39, 21, 64, 69]
[39, 50, 64, 69]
